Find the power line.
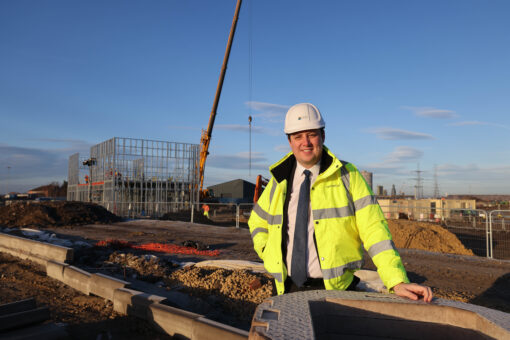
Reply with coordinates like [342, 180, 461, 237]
[413, 163, 424, 199]
[6, 166, 11, 194]
[433, 164, 440, 198]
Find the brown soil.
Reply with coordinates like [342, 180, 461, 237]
[0, 252, 171, 340]
[388, 220, 474, 256]
[1, 202, 509, 336]
[107, 252, 178, 283]
[166, 266, 274, 325]
[0, 201, 120, 227]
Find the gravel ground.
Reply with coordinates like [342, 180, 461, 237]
[1, 209, 509, 337]
[0, 252, 172, 340]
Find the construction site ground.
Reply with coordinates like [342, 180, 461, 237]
[1, 202, 510, 339]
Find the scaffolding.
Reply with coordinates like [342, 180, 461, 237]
[67, 137, 200, 218]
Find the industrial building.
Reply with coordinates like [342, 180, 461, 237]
[378, 198, 477, 220]
[207, 179, 255, 203]
[360, 170, 373, 190]
[67, 137, 200, 218]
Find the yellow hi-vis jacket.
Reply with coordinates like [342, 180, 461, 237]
[248, 146, 409, 295]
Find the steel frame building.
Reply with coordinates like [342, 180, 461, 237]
[67, 137, 200, 218]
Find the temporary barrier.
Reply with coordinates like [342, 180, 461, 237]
[488, 210, 510, 259]
[64, 195, 510, 260]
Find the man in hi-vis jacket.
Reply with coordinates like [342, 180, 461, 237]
[248, 103, 432, 301]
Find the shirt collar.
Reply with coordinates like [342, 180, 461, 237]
[295, 159, 321, 180]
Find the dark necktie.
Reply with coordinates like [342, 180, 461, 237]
[291, 169, 311, 287]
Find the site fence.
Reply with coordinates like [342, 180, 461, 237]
[87, 199, 510, 261]
[375, 205, 509, 261]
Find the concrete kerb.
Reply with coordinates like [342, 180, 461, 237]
[89, 273, 130, 301]
[193, 317, 250, 340]
[46, 260, 69, 281]
[0, 232, 73, 266]
[0, 233, 250, 340]
[148, 303, 202, 339]
[113, 288, 167, 319]
[62, 265, 91, 295]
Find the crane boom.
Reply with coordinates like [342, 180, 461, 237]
[198, 0, 243, 198]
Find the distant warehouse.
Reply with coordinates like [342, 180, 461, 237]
[207, 179, 255, 203]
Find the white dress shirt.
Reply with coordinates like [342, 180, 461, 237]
[286, 160, 323, 278]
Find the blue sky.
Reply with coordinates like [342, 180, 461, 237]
[1, 0, 509, 195]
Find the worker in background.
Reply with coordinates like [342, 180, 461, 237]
[248, 103, 432, 301]
[202, 204, 210, 219]
[84, 175, 89, 184]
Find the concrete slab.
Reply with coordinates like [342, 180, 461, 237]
[0, 307, 50, 332]
[113, 288, 166, 319]
[89, 273, 130, 301]
[193, 317, 249, 340]
[0, 298, 36, 316]
[194, 260, 266, 273]
[148, 302, 202, 339]
[250, 290, 510, 340]
[127, 277, 200, 311]
[0, 322, 68, 340]
[46, 260, 69, 281]
[62, 265, 91, 295]
[0, 232, 73, 265]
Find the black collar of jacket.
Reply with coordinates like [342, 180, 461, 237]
[271, 148, 333, 183]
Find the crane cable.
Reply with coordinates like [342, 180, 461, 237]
[248, 0, 253, 176]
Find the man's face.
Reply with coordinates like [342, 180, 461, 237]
[288, 129, 324, 168]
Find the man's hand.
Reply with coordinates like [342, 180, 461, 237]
[393, 283, 433, 303]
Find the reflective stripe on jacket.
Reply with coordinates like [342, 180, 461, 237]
[248, 146, 409, 295]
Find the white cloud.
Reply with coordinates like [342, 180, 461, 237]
[207, 152, 268, 170]
[274, 144, 290, 153]
[448, 121, 509, 129]
[402, 106, 458, 119]
[361, 146, 423, 176]
[367, 127, 434, 140]
[1, 145, 64, 175]
[385, 146, 424, 162]
[30, 138, 92, 154]
[167, 125, 201, 131]
[245, 101, 289, 123]
[215, 124, 265, 133]
[359, 160, 510, 195]
[434, 163, 510, 194]
[234, 151, 265, 160]
[0, 139, 95, 193]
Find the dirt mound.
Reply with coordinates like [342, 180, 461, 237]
[166, 266, 274, 324]
[101, 251, 275, 328]
[388, 220, 474, 256]
[107, 252, 177, 283]
[0, 201, 121, 228]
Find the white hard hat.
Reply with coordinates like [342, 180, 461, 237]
[284, 103, 325, 134]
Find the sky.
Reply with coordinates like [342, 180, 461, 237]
[1, 0, 509, 196]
